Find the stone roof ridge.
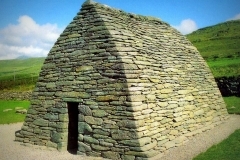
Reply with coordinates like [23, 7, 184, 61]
[82, 0, 165, 24]
[82, 0, 96, 6]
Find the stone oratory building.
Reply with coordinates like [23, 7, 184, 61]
[15, 0, 229, 159]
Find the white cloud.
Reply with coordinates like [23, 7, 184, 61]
[227, 13, 240, 21]
[173, 19, 198, 35]
[0, 15, 63, 60]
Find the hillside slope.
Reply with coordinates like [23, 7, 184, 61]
[0, 57, 45, 81]
[0, 57, 45, 90]
[187, 20, 240, 60]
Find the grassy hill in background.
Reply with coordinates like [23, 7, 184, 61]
[187, 20, 240, 78]
[0, 57, 45, 90]
[187, 20, 240, 60]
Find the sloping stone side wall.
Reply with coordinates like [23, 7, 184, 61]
[15, 1, 229, 159]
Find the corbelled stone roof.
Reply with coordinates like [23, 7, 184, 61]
[15, 0, 229, 159]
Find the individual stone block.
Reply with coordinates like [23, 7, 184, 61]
[91, 144, 110, 151]
[83, 135, 99, 144]
[33, 118, 48, 127]
[44, 113, 58, 121]
[194, 109, 205, 116]
[96, 95, 118, 102]
[51, 132, 68, 143]
[99, 140, 114, 147]
[92, 109, 108, 117]
[127, 95, 146, 102]
[93, 128, 110, 136]
[102, 151, 121, 160]
[120, 137, 151, 147]
[59, 114, 68, 122]
[78, 142, 92, 152]
[165, 141, 176, 149]
[78, 122, 93, 134]
[79, 105, 92, 116]
[122, 155, 135, 160]
[160, 89, 173, 94]
[130, 140, 157, 151]
[84, 116, 103, 125]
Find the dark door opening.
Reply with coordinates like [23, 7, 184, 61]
[67, 102, 79, 154]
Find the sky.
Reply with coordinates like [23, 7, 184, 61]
[0, 0, 240, 60]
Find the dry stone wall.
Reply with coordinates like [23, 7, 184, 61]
[0, 91, 32, 100]
[216, 76, 240, 97]
[15, 0, 229, 159]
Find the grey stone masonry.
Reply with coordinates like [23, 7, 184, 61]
[15, 0, 229, 159]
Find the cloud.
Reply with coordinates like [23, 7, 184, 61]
[227, 13, 240, 21]
[0, 15, 63, 60]
[173, 19, 198, 35]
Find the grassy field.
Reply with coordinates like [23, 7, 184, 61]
[223, 96, 240, 114]
[0, 100, 30, 124]
[0, 57, 45, 90]
[206, 58, 240, 77]
[187, 20, 240, 60]
[187, 20, 240, 78]
[0, 57, 44, 81]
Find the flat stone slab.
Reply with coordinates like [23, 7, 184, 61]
[3, 109, 12, 112]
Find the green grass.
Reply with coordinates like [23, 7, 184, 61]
[0, 100, 30, 124]
[223, 96, 240, 114]
[0, 57, 44, 81]
[193, 129, 240, 160]
[0, 57, 45, 90]
[187, 20, 240, 78]
[206, 58, 240, 77]
[187, 20, 240, 60]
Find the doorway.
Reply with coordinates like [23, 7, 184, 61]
[67, 102, 79, 154]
